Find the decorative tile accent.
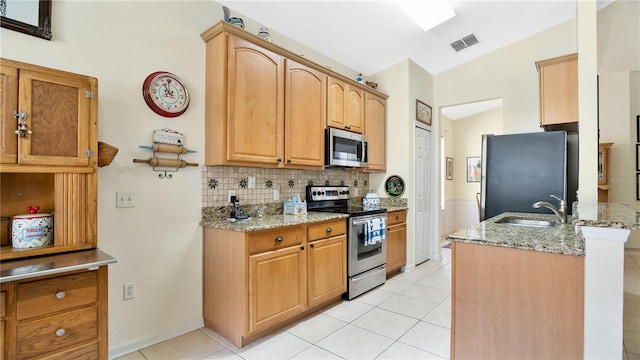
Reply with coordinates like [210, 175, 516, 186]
[239, 178, 248, 188]
[307, 180, 314, 186]
[208, 178, 218, 189]
[201, 166, 370, 207]
[288, 179, 295, 188]
[354, 180, 358, 186]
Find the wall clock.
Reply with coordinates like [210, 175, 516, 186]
[142, 71, 190, 117]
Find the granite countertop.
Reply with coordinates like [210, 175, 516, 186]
[572, 202, 640, 230]
[385, 206, 408, 212]
[447, 212, 584, 256]
[200, 212, 349, 232]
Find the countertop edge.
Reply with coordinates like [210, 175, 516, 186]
[0, 248, 117, 283]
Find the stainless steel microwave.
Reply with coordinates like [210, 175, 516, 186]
[325, 128, 368, 168]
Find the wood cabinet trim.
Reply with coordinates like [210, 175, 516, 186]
[201, 22, 388, 100]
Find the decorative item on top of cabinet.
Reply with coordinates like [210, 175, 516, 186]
[535, 53, 578, 132]
[97, 141, 119, 167]
[386, 210, 407, 277]
[133, 130, 198, 179]
[598, 142, 613, 203]
[0, 59, 98, 261]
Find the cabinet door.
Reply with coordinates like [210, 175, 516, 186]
[365, 92, 386, 171]
[386, 223, 406, 276]
[327, 77, 346, 130]
[308, 235, 346, 307]
[17, 68, 95, 167]
[227, 36, 284, 165]
[0, 62, 19, 164]
[538, 54, 578, 126]
[284, 60, 326, 167]
[345, 85, 364, 133]
[248, 245, 306, 333]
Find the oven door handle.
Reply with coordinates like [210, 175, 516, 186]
[351, 218, 383, 226]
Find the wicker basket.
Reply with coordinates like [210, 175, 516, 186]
[98, 141, 119, 167]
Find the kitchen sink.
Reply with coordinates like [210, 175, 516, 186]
[495, 217, 556, 227]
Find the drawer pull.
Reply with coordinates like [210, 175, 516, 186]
[56, 328, 66, 337]
[275, 236, 283, 242]
[55, 291, 66, 300]
[310, 243, 315, 248]
[395, 215, 400, 220]
[326, 227, 332, 233]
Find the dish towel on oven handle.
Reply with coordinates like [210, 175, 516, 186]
[365, 217, 386, 246]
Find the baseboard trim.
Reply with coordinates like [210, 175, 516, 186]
[109, 317, 205, 359]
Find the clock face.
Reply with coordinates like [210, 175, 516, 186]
[142, 72, 190, 117]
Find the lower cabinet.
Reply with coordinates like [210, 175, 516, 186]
[1, 266, 108, 360]
[203, 218, 346, 348]
[386, 210, 407, 276]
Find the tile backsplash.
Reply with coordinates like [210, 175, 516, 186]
[201, 166, 370, 207]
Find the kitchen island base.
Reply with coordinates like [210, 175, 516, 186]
[451, 241, 584, 359]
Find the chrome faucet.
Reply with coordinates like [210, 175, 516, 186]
[532, 195, 567, 224]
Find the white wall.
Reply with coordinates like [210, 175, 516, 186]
[0, 1, 364, 356]
[434, 19, 576, 135]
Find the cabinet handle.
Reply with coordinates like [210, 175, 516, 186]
[310, 243, 315, 248]
[55, 328, 66, 337]
[326, 227, 332, 233]
[300, 246, 305, 250]
[395, 215, 400, 220]
[55, 291, 66, 300]
[277, 158, 282, 163]
[275, 236, 283, 242]
[287, 159, 291, 164]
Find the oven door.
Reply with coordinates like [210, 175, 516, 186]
[348, 213, 387, 276]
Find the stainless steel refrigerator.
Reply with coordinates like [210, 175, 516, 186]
[480, 131, 570, 221]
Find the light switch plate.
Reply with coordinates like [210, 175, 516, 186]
[116, 192, 135, 208]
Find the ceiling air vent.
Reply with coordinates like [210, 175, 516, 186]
[450, 33, 479, 52]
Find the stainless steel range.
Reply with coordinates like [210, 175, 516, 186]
[306, 185, 387, 299]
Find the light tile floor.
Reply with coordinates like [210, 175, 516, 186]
[117, 246, 640, 360]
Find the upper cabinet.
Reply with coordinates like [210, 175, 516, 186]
[1, 58, 98, 170]
[201, 21, 387, 170]
[365, 92, 387, 171]
[535, 53, 578, 132]
[327, 77, 364, 134]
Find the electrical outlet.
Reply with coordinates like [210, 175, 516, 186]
[123, 282, 135, 300]
[248, 176, 256, 189]
[273, 189, 279, 200]
[116, 192, 134, 208]
[228, 190, 236, 203]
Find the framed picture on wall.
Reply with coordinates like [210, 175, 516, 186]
[446, 157, 453, 180]
[416, 99, 432, 126]
[637, 144, 640, 171]
[637, 115, 640, 143]
[637, 173, 640, 201]
[467, 156, 481, 182]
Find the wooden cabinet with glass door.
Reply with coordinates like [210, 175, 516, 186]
[0, 59, 98, 261]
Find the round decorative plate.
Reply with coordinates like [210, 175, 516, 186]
[385, 175, 405, 197]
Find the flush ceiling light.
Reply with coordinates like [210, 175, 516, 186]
[396, 0, 455, 32]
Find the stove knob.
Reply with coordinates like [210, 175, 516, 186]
[312, 191, 317, 196]
[346, 190, 350, 195]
